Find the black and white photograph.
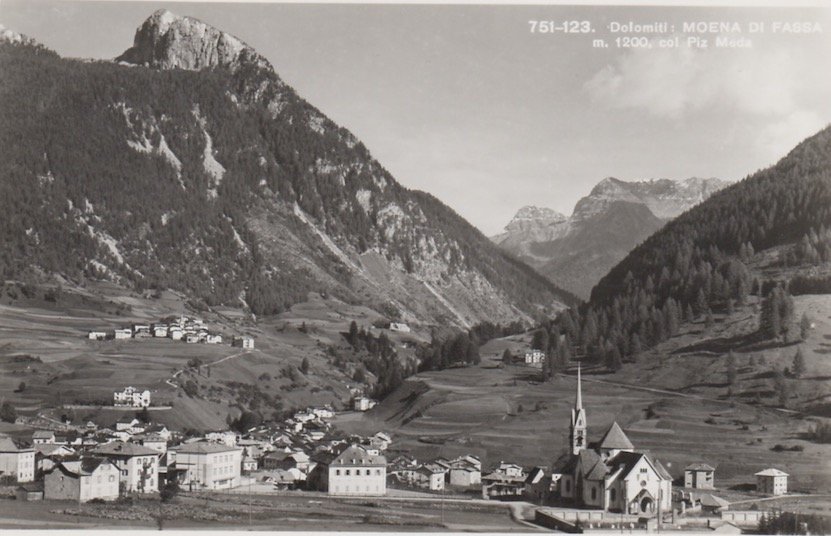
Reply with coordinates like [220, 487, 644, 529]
[0, 0, 829, 532]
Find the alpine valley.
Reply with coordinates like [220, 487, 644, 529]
[492, 177, 728, 298]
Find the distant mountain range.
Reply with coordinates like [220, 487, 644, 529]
[0, 11, 576, 328]
[492, 177, 728, 298]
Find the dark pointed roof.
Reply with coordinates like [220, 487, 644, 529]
[598, 421, 634, 450]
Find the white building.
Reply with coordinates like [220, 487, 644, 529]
[88, 331, 107, 340]
[205, 334, 222, 344]
[388, 322, 411, 333]
[756, 468, 788, 496]
[205, 431, 238, 447]
[93, 442, 160, 493]
[352, 396, 377, 412]
[326, 445, 386, 496]
[169, 328, 184, 341]
[113, 328, 132, 340]
[113, 386, 151, 408]
[175, 442, 243, 490]
[0, 436, 35, 482]
[524, 349, 545, 364]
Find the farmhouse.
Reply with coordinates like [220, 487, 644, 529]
[113, 386, 151, 408]
[44, 458, 120, 502]
[16, 482, 44, 501]
[88, 331, 107, 340]
[0, 436, 35, 482]
[93, 442, 160, 493]
[685, 463, 715, 489]
[549, 365, 672, 515]
[205, 334, 222, 344]
[174, 442, 242, 490]
[756, 468, 788, 496]
[33, 443, 75, 473]
[415, 463, 447, 491]
[232, 335, 255, 349]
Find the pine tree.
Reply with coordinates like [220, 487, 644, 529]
[800, 313, 812, 340]
[300, 357, 310, 375]
[793, 347, 805, 378]
[705, 308, 715, 329]
[502, 348, 513, 364]
[727, 350, 737, 385]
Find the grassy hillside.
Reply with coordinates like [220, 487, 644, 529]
[0, 280, 422, 431]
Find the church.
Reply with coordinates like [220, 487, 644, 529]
[549, 366, 673, 515]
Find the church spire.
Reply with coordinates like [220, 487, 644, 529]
[570, 361, 587, 455]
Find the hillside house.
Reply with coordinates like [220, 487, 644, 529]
[242, 456, 258, 473]
[205, 334, 222, 344]
[448, 464, 481, 488]
[174, 442, 243, 490]
[232, 335, 255, 349]
[388, 322, 411, 333]
[318, 445, 387, 496]
[114, 328, 132, 340]
[685, 463, 715, 489]
[311, 406, 335, 419]
[113, 386, 151, 408]
[88, 331, 107, 340]
[205, 430, 238, 446]
[0, 436, 35, 482]
[185, 334, 200, 344]
[169, 328, 184, 341]
[152, 325, 168, 337]
[352, 396, 377, 412]
[93, 442, 160, 493]
[756, 468, 788, 496]
[525, 349, 545, 364]
[44, 458, 119, 502]
[136, 434, 167, 453]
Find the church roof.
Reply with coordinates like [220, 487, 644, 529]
[598, 422, 634, 450]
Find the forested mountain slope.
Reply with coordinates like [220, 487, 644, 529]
[543, 125, 831, 367]
[0, 12, 576, 327]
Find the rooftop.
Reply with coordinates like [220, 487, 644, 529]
[176, 441, 242, 454]
[94, 441, 159, 457]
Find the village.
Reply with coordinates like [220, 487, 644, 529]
[0, 360, 799, 533]
[87, 314, 255, 349]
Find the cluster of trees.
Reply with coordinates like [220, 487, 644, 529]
[759, 285, 796, 340]
[779, 226, 831, 266]
[758, 510, 831, 535]
[418, 331, 481, 371]
[342, 321, 413, 399]
[0, 401, 16, 423]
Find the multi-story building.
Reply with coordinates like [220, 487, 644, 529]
[684, 463, 716, 489]
[325, 445, 386, 496]
[174, 442, 242, 490]
[0, 436, 35, 482]
[756, 468, 788, 496]
[93, 442, 160, 493]
[113, 386, 151, 408]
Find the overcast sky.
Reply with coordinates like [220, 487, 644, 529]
[2, 1, 830, 235]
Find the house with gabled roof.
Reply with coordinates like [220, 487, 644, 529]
[93, 441, 160, 493]
[317, 444, 386, 496]
[44, 457, 119, 502]
[755, 468, 788, 496]
[549, 365, 672, 515]
[685, 462, 716, 489]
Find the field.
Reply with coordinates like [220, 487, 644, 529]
[0, 490, 533, 531]
[0, 281, 424, 432]
[334, 294, 831, 496]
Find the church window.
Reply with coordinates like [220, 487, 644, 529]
[591, 487, 597, 501]
[611, 489, 616, 502]
[565, 480, 571, 493]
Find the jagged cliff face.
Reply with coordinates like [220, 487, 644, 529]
[492, 177, 727, 298]
[0, 10, 574, 327]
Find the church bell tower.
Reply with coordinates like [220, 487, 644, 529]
[570, 363, 587, 455]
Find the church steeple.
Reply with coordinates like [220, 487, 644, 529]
[570, 363, 587, 455]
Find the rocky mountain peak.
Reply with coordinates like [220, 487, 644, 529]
[116, 9, 271, 73]
[510, 206, 568, 224]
